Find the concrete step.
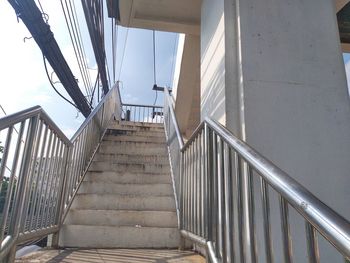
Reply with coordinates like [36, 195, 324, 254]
[78, 182, 173, 196]
[93, 153, 169, 164]
[103, 134, 166, 143]
[90, 161, 170, 174]
[59, 225, 180, 248]
[113, 120, 164, 128]
[105, 129, 165, 138]
[85, 172, 171, 184]
[99, 143, 168, 155]
[71, 194, 176, 211]
[65, 209, 178, 227]
[109, 122, 164, 131]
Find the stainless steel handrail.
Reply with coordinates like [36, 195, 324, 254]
[163, 88, 184, 230]
[205, 118, 350, 258]
[0, 83, 122, 261]
[164, 88, 184, 149]
[164, 89, 350, 262]
[0, 106, 71, 145]
[121, 103, 164, 123]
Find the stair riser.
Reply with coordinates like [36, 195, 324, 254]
[99, 144, 168, 155]
[103, 135, 166, 143]
[94, 153, 169, 164]
[105, 130, 165, 137]
[85, 172, 171, 184]
[71, 195, 176, 211]
[65, 210, 178, 227]
[59, 225, 180, 248]
[109, 124, 164, 131]
[90, 162, 170, 173]
[78, 182, 173, 196]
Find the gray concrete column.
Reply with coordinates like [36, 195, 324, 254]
[223, 0, 350, 262]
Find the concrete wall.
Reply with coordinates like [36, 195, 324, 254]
[173, 34, 201, 138]
[223, 0, 350, 262]
[200, 0, 225, 124]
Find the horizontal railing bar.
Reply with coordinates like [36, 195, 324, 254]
[164, 88, 184, 148]
[16, 226, 59, 244]
[0, 106, 71, 145]
[122, 103, 163, 109]
[204, 118, 350, 258]
[181, 122, 205, 151]
[39, 110, 72, 145]
[0, 106, 41, 130]
[180, 230, 206, 247]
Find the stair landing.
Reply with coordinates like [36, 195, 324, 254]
[15, 248, 205, 263]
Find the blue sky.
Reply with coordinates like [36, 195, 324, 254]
[0, 1, 177, 138]
[1, 1, 349, 138]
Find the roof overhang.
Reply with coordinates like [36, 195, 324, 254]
[108, 0, 201, 35]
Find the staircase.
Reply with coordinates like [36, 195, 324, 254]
[59, 120, 180, 248]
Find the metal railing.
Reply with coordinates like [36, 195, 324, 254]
[164, 88, 350, 263]
[121, 103, 163, 123]
[0, 84, 121, 261]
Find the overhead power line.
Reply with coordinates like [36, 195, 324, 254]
[7, 0, 91, 117]
[81, 0, 109, 95]
[60, 0, 93, 101]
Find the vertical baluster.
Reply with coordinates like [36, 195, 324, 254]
[54, 145, 70, 227]
[204, 124, 210, 240]
[234, 152, 244, 262]
[224, 144, 234, 263]
[0, 126, 13, 189]
[185, 149, 189, 231]
[190, 143, 194, 233]
[207, 128, 214, 242]
[196, 137, 200, 235]
[147, 107, 150, 122]
[143, 106, 145, 122]
[66, 139, 78, 203]
[35, 129, 53, 230]
[133, 106, 136, 122]
[47, 141, 64, 226]
[21, 120, 44, 232]
[305, 222, 320, 263]
[41, 135, 59, 228]
[179, 150, 184, 231]
[280, 196, 293, 263]
[0, 122, 25, 241]
[212, 133, 218, 255]
[4, 116, 39, 262]
[217, 138, 225, 260]
[260, 177, 274, 263]
[247, 165, 257, 263]
[29, 124, 49, 231]
[200, 131, 205, 238]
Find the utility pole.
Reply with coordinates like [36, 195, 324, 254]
[8, 0, 92, 117]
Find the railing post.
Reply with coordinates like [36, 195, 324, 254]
[4, 115, 39, 262]
[51, 145, 71, 248]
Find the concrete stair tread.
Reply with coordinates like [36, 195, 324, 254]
[59, 225, 180, 248]
[101, 140, 166, 146]
[78, 182, 173, 195]
[105, 129, 165, 136]
[111, 121, 164, 127]
[65, 209, 178, 227]
[93, 153, 169, 164]
[60, 121, 179, 249]
[85, 172, 171, 184]
[90, 162, 170, 174]
[72, 194, 176, 211]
